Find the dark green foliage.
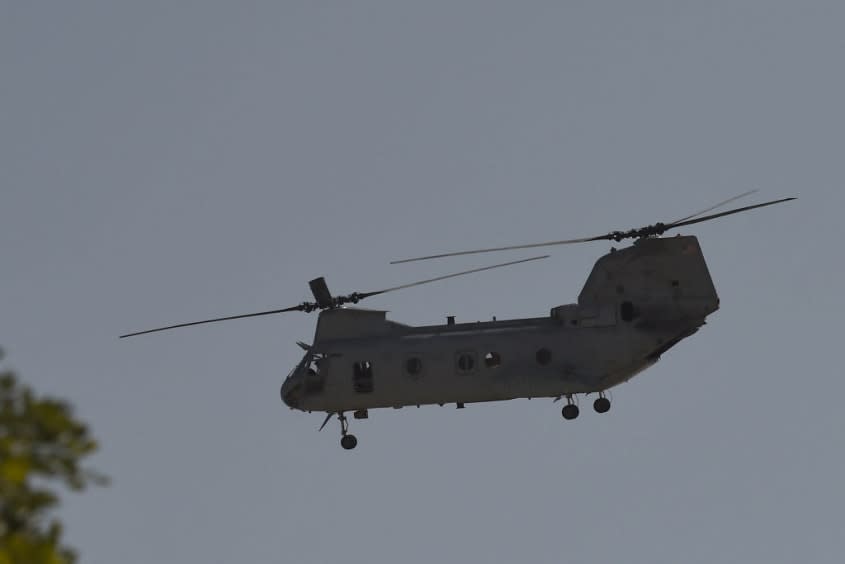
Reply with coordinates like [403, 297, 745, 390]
[0, 349, 106, 564]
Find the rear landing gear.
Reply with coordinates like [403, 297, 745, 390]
[559, 393, 612, 420]
[337, 412, 358, 450]
[561, 396, 579, 420]
[593, 394, 611, 414]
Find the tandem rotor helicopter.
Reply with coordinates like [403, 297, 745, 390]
[121, 191, 795, 449]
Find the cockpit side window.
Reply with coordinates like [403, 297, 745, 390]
[304, 364, 325, 395]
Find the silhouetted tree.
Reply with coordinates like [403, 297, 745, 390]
[0, 348, 106, 564]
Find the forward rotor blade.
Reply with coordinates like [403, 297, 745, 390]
[669, 189, 758, 226]
[390, 237, 597, 265]
[667, 197, 796, 231]
[119, 304, 306, 338]
[361, 255, 549, 299]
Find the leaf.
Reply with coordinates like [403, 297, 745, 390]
[0, 457, 29, 485]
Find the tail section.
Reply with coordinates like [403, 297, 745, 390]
[579, 236, 719, 327]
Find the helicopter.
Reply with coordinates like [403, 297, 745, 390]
[121, 191, 795, 450]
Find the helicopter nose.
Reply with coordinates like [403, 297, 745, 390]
[280, 377, 301, 409]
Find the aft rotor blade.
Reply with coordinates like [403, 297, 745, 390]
[392, 193, 795, 264]
[119, 305, 306, 338]
[669, 189, 759, 226]
[390, 237, 598, 265]
[361, 255, 549, 298]
[667, 197, 796, 231]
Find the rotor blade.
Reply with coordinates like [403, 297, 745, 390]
[119, 304, 306, 338]
[390, 237, 599, 265]
[392, 194, 795, 264]
[669, 189, 759, 226]
[360, 255, 549, 299]
[308, 277, 333, 309]
[666, 197, 796, 232]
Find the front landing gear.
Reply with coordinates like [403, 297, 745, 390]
[340, 434, 358, 450]
[338, 412, 358, 450]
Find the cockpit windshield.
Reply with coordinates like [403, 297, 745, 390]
[282, 351, 326, 409]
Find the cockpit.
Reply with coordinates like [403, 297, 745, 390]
[280, 352, 326, 410]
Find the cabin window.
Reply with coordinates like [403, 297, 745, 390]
[353, 361, 374, 393]
[536, 348, 552, 365]
[406, 357, 423, 376]
[484, 351, 502, 368]
[456, 352, 476, 373]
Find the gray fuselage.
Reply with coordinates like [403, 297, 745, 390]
[281, 236, 720, 413]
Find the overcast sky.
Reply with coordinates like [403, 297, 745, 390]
[2, 2, 844, 563]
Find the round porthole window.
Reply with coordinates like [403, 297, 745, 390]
[536, 348, 552, 365]
[457, 353, 475, 372]
[406, 357, 422, 376]
[484, 352, 502, 368]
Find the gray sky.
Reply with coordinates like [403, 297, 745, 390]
[2, 2, 843, 563]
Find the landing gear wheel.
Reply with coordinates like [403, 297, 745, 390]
[593, 397, 611, 414]
[341, 434, 358, 450]
[561, 403, 580, 420]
